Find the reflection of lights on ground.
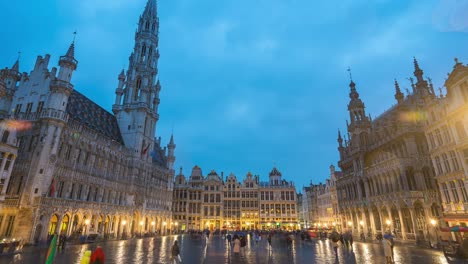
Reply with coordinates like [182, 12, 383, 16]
[116, 241, 126, 261]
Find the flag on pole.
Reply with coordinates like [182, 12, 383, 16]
[45, 234, 57, 264]
[141, 143, 150, 156]
[49, 175, 57, 197]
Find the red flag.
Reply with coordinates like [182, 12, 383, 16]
[141, 144, 150, 156]
[49, 175, 57, 197]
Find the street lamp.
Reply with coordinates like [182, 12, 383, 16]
[139, 221, 144, 237]
[84, 219, 90, 235]
[121, 220, 127, 238]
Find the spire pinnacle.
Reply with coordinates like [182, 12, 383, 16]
[143, 0, 157, 17]
[394, 79, 404, 103]
[169, 133, 175, 146]
[11, 52, 20, 72]
[119, 68, 126, 80]
[413, 57, 424, 82]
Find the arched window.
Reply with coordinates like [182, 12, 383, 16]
[141, 45, 147, 61]
[145, 21, 150, 30]
[134, 78, 142, 101]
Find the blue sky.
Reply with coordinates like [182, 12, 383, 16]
[1, 0, 467, 189]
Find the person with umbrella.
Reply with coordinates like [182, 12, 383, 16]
[233, 235, 241, 256]
[383, 232, 393, 263]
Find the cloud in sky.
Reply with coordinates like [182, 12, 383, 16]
[1, 0, 467, 188]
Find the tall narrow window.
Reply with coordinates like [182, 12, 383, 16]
[14, 104, 22, 114]
[450, 181, 460, 203]
[141, 45, 146, 61]
[1, 130, 9, 143]
[442, 153, 451, 173]
[25, 103, 33, 114]
[434, 156, 443, 175]
[134, 78, 142, 101]
[37, 101, 45, 114]
[3, 154, 12, 171]
[450, 151, 460, 171]
[458, 180, 468, 202]
[58, 181, 64, 198]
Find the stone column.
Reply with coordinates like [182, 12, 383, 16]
[368, 208, 376, 236]
[409, 208, 418, 241]
[397, 208, 406, 240]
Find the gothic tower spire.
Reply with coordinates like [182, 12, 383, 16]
[394, 79, 404, 104]
[113, 0, 161, 159]
[412, 57, 430, 97]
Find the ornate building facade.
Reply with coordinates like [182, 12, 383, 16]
[336, 59, 441, 243]
[301, 165, 341, 230]
[0, 0, 175, 243]
[425, 59, 468, 231]
[172, 166, 298, 231]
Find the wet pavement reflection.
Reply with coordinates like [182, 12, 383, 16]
[0, 234, 461, 264]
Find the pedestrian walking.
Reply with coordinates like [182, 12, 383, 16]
[233, 235, 241, 256]
[171, 240, 181, 264]
[384, 232, 394, 260]
[382, 235, 393, 264]
[59, 234, 66, 251]
[267, 234, 272, 250]
[330, 230, 340, 259]
[347, 231, 353, 250]
[90, 246, 105, 264]
[226, 233, 232, 247]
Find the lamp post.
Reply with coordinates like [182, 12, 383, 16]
[163, 221, 167, 235]
[122, 220, 127, 239]
[385, 219, 391, 232]
[139, 221, 144, 237]
[430, 219, 438, 248]
[84, 219, 90, 235]
[175, 222, 179, 234]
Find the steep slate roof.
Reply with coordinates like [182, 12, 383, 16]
[66, 90, 124, 145]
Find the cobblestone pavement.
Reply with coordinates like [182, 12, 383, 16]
[0, 234, 463, 264]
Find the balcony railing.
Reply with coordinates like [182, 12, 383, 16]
[12, 108, 68, 123]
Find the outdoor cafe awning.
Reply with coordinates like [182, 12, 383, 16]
[439, 226, 468, 232]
